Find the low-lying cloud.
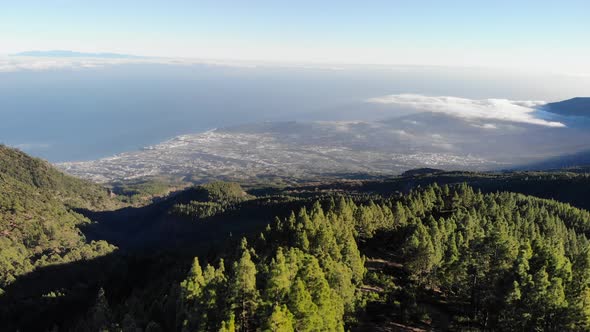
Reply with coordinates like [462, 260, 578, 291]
[0, 57, 153, 72]
[0, 56, 260, 72]
[367, 94, 565, 128]
[0, 55, 337, 73]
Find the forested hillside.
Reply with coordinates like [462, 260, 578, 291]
[0, 145, 116, 209]
[2, 146, 590, 331]
[108, 184, 590, 331]
[0, 145, 117, 292]
[300, 170, 590, 210]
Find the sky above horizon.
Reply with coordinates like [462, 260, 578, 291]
[1, 0, 589, 74]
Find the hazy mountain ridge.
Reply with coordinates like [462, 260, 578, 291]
[544, 97, 590, 117]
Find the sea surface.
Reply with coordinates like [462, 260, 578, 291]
[1, 62, 587, 162]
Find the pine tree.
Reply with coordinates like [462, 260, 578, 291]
[121, 314, 140, 332]
[219, 314, 236, 332]
[341, 233, 365, 284]
[299, 255, 344, 331]
[181, 257, 205, 300]
[263, 305, 295, 332]
[88, 288, 112, 332]
[232, 249, 258, 331]
[404, 222, 436, 280]
[294, 225, 310, 252]
[265, 248, 292, 303]
[288, 279, 321, 332]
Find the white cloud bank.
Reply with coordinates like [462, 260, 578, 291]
[367, 94, 565, 128]
[0, 55, 350, 73]
[0, 57, 157, 72]
[0, 56, 265, 73]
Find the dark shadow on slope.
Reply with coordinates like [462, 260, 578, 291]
[76, 191, 319, 254]
[1, 191, 321, 331]
[0, 249, 206, 332]
[0, 252, 123, 332]
[75, 202, 171, 250]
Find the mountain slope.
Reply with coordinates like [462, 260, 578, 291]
[0, 145, 116, 209]
[516, 149, 590, 171]
[3, 145, 590, 330]
[544, 97, 590, 117]
[0, 145, 117, 289]
[13, 180, 590, 331]
[3, 157, 590, 330]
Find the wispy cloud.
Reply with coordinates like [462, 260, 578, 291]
[471, 123, 498, 130]
[0, 55, 264, 73]
[0, 54, 355, 73]
[1, 54, 448, 73]
[0, 57, 144, 72]
[367, 94, 565, 128]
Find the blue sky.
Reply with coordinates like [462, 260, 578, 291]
[1, 0, 589, 73]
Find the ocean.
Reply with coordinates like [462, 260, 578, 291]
[1, 62, 587, 162]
